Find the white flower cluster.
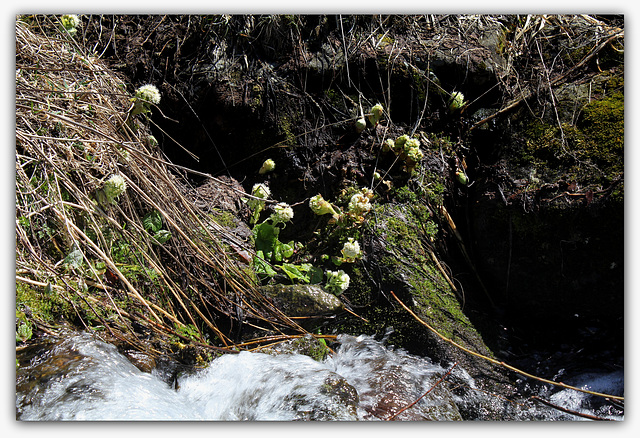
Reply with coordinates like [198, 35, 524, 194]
[270, 202, 294, 225]
[382, 134, 423, 172]
[135, 84, 161, 104]
[102, 174, 127, 204]
[131, 84, 161, 116]
[325, 269, 350, 296]
[61, 15, 80, 35]
[309, 194, 338, 217]
[252, 183, 271, 199]
[404, 138, 424, 164]
[247, 183, 271, 213]
[341, 238, 361, 263]
[348, 188, 373, 217]
[259, 158, 275, 175]
[368, 103, 384, 126]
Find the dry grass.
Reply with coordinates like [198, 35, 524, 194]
[15, 15, 307, 354]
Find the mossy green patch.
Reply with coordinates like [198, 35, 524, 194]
[578, 91, 624, 172]
[324, 89, 342, 108]
[378, 204, 470, 341]
[515, 87, 623, 193]
[289, 335, 331, 362]
[375, 33, 395, 49]
[16, 281, 71, 325]
[15, 276, 130, 332]
[209, 209, 237, 228]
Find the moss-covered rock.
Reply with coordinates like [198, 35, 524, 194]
[261, 334, 331, 362]
[369, 203, 496, 361]
[322, 197, 515, 401]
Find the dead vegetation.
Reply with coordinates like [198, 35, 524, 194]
[15, 16, 312, 358]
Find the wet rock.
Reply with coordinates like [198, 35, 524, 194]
[122, 350, 156, 373]
[260, 284, 344, 317]
[333, 334, 463, 421]
[365, 202, 512, 393]
[262, 334, 331, 362]
[296, 374, 359, 420]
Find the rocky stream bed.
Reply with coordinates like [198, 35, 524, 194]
[15, 14, 624, 420]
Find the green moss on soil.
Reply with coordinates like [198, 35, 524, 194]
[16, 281, 71, 325]
[514, 76, 623, 194]
[209, 209, 237, 228]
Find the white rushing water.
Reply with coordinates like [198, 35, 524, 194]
[15, 331, 623, 421]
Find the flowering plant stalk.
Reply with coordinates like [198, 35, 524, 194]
[96, 174, 127, 206]
[340, 238, 362, 263]
[60, 15, 80, 36]
[247, 183, 271, 225]
[309, 194, 340, 220]
[325, 270, 350, 295]
[131, 84, 161, 116]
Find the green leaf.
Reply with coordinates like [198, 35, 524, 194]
[63, 245, 83, 270]
[143, 210, 163, 233]
[254, 250, 277, 277]
[273, 240, 294, 262]
[254, 222, 279, 261]
[280, 263, 324, 284]
[307, 266, 324, 284]
[281, 263, 309, 283]
[152, 229, 172, 245]
[16, 322, 32, 343]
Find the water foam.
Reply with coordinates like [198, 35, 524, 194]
[16, 331, 623, 421]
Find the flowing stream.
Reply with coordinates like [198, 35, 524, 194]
[16, 331, 623, 421]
